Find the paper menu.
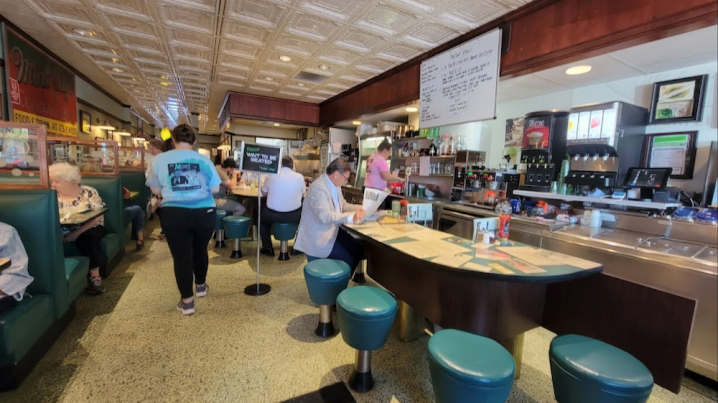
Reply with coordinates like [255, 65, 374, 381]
[475, 249, 510, 260]
[566, 113, 579, 140]
[362, 188, 389, 219]
[462, 262, 492, 273]
[588, 110, 603, 139]
[391, 240, 472, 260]
[577, 112, 591, 140]
[431, 254, 473, 268]
[495, 246, 599, 270]
[419, 156, 430, 176]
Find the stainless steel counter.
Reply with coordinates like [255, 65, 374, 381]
[436, 202, 718, 381]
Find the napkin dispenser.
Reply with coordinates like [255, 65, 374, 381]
[407, 203, 433, 225]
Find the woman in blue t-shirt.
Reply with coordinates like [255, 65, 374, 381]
[147, 124, 221, 315]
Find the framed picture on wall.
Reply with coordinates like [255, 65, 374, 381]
[80, 110, 91, 134]
[642, 131, 697, 179]
[648, 75, 708, 124]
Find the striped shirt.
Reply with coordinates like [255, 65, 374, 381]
[0, 222, 33, 301]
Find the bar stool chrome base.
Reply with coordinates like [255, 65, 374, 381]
[315, 305, 335, 338]
[215, 230, 226, 248]
[230, 239, 242, 259]
[348, 350, 374, 392]
[278, 240, 290, 261]
[352, 262, 366, 284]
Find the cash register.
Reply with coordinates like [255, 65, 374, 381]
[622, 167, 676, 202]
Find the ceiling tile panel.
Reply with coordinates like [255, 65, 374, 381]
[354, 4, 419, 37]
[222, 20, 273, 46]
[160, 0, 218, 13]
[104, 14, 159, 40]
[165, 28, 215, 50]
[335, 29, 387, 54]
[95, 0, 153, 19]
[157, 4, 216, 34]
[298, 0, 368, 22]
[274, 35, 323, 58]
[225, 0, 289, 29]
[378, 43, 424, 62]
[219, 40, 264, 60]
[285, 12, 340, 42]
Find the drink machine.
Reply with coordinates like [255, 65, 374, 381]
[519, 111, 569, 192]
[564, 101, 647, 191]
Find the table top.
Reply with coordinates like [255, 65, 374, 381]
[129, 191, 140, 199]
[345, 217, 603, 283]
[0, 258, 9, 271]
[231, 187, 260, 198]
[60, 208, 108, 226]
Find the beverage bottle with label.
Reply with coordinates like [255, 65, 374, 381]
[441, 135, 448, 156]
[436, 135, 443, 156]
[495, 200, 512, 241]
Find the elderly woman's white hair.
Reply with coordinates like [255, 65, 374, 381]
[49, 162, 82, 184]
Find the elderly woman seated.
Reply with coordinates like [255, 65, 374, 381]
[49, 162, 106, 295]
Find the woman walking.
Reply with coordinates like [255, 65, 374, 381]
[146, 124, 221, 315]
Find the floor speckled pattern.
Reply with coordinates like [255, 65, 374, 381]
[1, 222, 716, 403]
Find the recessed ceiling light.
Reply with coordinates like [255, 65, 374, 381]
[405, 107, 418, 113]
[265, 77, 274, 81]
[110, 49, 117, 55]
[72, 28, 87, 35]
[274, 123, 280, 127]
[160, 81, 169, 86]
[565, 65, 592, 75]
[297, 83, 306, 87]
[352, 121, 361, 126]
[318, 64, 330, 71]
[279, 55, 292, 62]
[111, 58, 119, 63]
[111, 67, 123, 73]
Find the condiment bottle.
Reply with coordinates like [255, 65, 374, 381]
[495, 200, 512, 240]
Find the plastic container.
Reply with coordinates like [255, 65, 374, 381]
[495, 201, 512, 240]
[590, 209, 603, 228]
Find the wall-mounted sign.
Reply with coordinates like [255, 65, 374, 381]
[237, 141, 281, 175]
[4, 27, 78, 137]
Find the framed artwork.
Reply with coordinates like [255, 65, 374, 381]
[648, 75, 708, 124]
[642, 131, 697, 179]
[80, 110, 91, 134]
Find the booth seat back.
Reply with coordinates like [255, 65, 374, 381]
[80, 177, 124, 260]
[119, 171, 150, 211]
[0, 190, 69, 316]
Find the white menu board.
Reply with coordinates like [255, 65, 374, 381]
[420, 29, 502, 129]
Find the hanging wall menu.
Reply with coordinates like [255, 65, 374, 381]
[420, 29, 502, 129]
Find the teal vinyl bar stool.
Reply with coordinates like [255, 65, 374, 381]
[549, 334, 654, 403]
[214, 210, 229, 248]
[303, 259, 351, 338]
[272, 223, 298, 261]
[336, 286, 397, 392]
[428, 329, 515, 403]
[222, 215, 251, 259]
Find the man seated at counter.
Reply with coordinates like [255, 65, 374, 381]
[213, 158, 246, 216]
[50, 162, 106, 295]
[364, 139, 404, 191]
[0, 222, 33, 315]
[294, 158, 366, 273]
[259, 156, 306, 257]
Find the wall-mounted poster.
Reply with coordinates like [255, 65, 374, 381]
[504, 117, 524, 148]
[80, 110, 91, 134]
[649, 75, 708, 124]
[4, 27, 77, 136]
[642, 131, 697, 179]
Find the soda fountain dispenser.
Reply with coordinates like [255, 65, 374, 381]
[519, 110, 570, 192]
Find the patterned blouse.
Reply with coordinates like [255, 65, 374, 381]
[58, 185, 105, 233]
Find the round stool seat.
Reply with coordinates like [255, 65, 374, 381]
[337, 286, 397, 351]
[272, 223, 298, 241]
[223, 215, 251, 239]
[549, 334, 653, 403]
[304, 259, 351, 306]
[215, 210, 229, 230]
[428, 329, 514, 403]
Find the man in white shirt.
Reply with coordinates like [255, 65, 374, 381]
[293, 158, 366, 273]
[259, 156, 306, 256]
[0, 222, 33, 314]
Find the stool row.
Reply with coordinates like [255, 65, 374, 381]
[213, 210, 299, 261]
[304, 258, 655, 402]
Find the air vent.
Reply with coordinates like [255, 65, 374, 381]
[295, 71, 330, 83]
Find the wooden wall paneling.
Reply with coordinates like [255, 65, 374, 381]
[606, 0, 654, 33]
[652, 0, 716, 20]
[502, 3, 559, 67]
[551, 0, 610, 49]
[220, 92, 319, 126]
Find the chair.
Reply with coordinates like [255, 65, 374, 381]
[303, 259, 351, 337]
[428, 329, 515, 403]
[272, 223, 298, 261]
[336, 286, 397, 392]
[222, 215, 251, 259]
[214, 210, 228, 248]
[549, 334, 654, 403]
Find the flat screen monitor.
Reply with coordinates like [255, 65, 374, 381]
[624, 167, 672, 189]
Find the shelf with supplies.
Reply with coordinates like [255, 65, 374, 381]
[393, 155, 456, 160]
[392, 137, 432, 143]
[513, 190, 682, 210]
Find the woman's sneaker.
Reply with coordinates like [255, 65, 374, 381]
[196, 284, 209, 297]
[86, 277, 105, 295]
[177, 299, 195, 315]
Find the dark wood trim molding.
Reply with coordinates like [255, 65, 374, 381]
[220, 91, 320, 127]
[0, 14, 130, 109]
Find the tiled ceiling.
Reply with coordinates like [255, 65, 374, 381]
[0, 0, 532, 133]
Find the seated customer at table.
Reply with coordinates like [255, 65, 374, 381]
[214, 158, 246, 216]
[294, 158, 366, 272]
[49, 162, 106, 295]
[259, 156, 306, 257]
[122, 187, 146, 251]
[0, 222, 33, 315]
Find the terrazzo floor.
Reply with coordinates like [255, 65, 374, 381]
[1, 222, 716, 403]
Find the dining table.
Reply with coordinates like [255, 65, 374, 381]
[60, 208, 108, 226]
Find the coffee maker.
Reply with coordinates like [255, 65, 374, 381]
[519, 111, 569, 192]
[563, 101, 647, 191]
[452, 150, 486, 199]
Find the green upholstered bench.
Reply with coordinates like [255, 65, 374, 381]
[0, 190, 77, 389]
[64, 256, 90, 303]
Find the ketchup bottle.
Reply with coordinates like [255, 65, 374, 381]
[495, 200, 512, 240]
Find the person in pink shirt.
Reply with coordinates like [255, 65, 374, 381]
[363, 139, 404, 190]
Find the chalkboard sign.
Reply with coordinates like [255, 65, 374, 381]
[237, 141, 282, 175]
[420, 29, 502, 129]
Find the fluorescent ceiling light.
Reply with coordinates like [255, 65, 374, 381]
[405, 107, 418, 113]
[115, 131, 131, 136]
[352, 121, 361, 126]
[318, 64, 330, 71]
[132, 137, 145, 141]
[274, 123, 280, 126]
[565, 65, 592, 75]
[96, 119, 116, 130]
[279, 55, 292, 62]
